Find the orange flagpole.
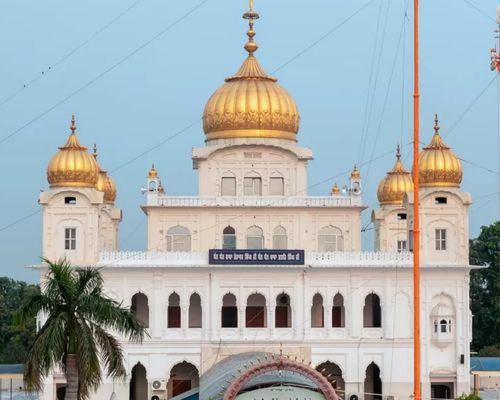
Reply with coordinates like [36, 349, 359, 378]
[412, 0, 421, 399]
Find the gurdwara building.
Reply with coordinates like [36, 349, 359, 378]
[37, 5, 473, 400]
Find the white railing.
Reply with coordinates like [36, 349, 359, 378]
[98, 251, 412, 267]
[154, 195, 357, 207]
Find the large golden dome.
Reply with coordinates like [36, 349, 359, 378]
[202, 5, 299, 142]
[377, 145, 414, 205]
[419, 115, 462, 188]
[93, 145, 117, 204]
[47, 115, 100, 188]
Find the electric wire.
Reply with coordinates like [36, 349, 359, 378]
[0, 0, 146, 110]
[0, 0, 211, 146]
[444, 72, 499, 139]
[364, 0, 410, 184]
[359, 0, 392, 169]
[357, 0, 385, 166]
[272, 0, 377, 74]
[461, 0, 496, 23]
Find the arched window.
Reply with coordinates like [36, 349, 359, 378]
[275, 293, 291, 328]
[311, 293, 324, 328]
[131, 293, 149, 328]
[244, 171, 262, 196]
[364, 362, 382, 400]
[149, 181, 157, 191]
[166, 226, 191, 252]
[221, 172, 236, 196]
[272, 226, 287, 249]
[332, 293, 345, 328]
[246, 293, 267, 328]
[188, 293, 202, 328]
[223, 226, 236, 249]
[363, 293, 382, 328]
[221, 293, 238, 328]
[168, 292, 181, 328]
[129, 363, 147, 400]
[316, 362, 345, 398]
[318, 226, 344, 251]
[168, 362, 199, 398]
[269, 172, 284, 196]
[246, 226, 264, 249]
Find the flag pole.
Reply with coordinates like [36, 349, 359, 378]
[412, 0, 421, 399]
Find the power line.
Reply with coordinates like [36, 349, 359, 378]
[364, 0, 409, 183]
[0, 0, 211, 147]
[272, 0, 377, 73]
[445, 72, 499, 138]
[0, 210, 41, 232]
[357, 0, 385, 166]
[461, 0, 496, 23]
[0, 0, 146, 110]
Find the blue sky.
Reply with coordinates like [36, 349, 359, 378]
[0, 0, 499, 282]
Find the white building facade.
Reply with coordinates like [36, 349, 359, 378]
[37, 6, 473, 400]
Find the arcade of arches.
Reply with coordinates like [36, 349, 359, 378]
[129, 362, 199, 400]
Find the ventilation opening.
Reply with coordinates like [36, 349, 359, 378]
[64, 196, 76, 205]
[435, 197, 448, 205]
[397, 213, 407, 220]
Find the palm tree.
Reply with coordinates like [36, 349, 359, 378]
[18, 259, 147, 400]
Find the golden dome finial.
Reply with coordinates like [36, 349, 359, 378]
[350, 165, 361, 179]
[419, 115, 462, 187]
[331, 182, 340, 195]
[148, 163, 158, 178]
[377, 145, 413, 205]
[47, 115, 100, 188]
[243, 0, 260, 55]
[70, 114, 76, 134]
[92, 143, 98, 160]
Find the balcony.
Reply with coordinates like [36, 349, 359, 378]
[98, 251, 412, 268]
[147, 195, 361, 208]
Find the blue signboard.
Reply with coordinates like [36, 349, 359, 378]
[208, 249, 305, 265]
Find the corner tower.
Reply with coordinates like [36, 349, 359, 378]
[40, 115, 121, 266]
[405, 115, 471, 265]
[372, 145, 413, 251]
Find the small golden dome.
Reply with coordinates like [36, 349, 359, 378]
[157, 181, 165, 193]
[377, 145, 414, 205]
[419, 115, 462, 188]
[202, 5, 299, 142]
[148, 164, 158, 178]
[331, 183, 340, 195]
[93, 145, 117, 204]
[47, 115, 99, 188]
[350, 165, 361, 179]
[93, 144, 116, 204]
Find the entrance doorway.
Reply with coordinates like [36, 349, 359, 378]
[431, 382, 454, 399]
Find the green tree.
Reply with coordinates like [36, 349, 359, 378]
[18, 259, 147, 400]
[0, 277, 39, 363]
[470, 221, 500, 352]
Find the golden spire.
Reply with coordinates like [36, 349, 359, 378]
[70, 114, 76, 134]
[350, 165, 361, 179]
[202, 0, 300, 141]
[331, 182, 340, 195]
[47, 114, 99, 188]
[377, 144, 413, 205]
[243, 0, 260, 55]
[419, 114, 463, 187]
[148, 163, 158, 178]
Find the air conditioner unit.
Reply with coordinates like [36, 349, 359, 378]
[151, 396, 165, 400]
[151, 379, 167, 391]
